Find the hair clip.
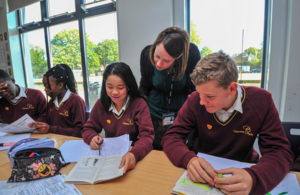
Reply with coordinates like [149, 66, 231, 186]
[53, 70, 55, 71]
[66, 76, 68, 78]
[61, 76, 63, 78]
[176, 53, 183, 59]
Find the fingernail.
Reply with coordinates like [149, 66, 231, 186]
[215, 184, 218, 188]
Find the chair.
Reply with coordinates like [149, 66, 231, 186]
[282, 122, 300, 165]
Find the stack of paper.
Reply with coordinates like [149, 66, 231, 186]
[59, 134, 132, 163]
[172, 153, 300, 195]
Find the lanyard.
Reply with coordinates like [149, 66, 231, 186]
[164, 67, 176, 113]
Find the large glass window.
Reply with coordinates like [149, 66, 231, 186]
[84, 0, 112, 9]
[49, 21, 85, 101]
[84, 12, 119, 107]
[22, 29, 48, 97]
[190, 0, 265, 87]
[20, 2, 42, 25]
[48, 0, 76, 16]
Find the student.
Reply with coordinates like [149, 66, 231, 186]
[0, 69, 47, 123]
[29, 64, 86, 137]
[82, 62, 154, 174]
[161, 51, 294, 195]
[139, 27, 200, 150]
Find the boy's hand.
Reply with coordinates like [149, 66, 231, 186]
[29, 122, 49, 134]
[187, 157, 217, 186]
[90, 135, 103, 150]
[214, 168, 253, 195]
[0, 83, 8, 97]
[119, 152, 136, 174]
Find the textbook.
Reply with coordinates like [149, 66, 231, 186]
[65, 155, 124, 185]
[171, 171, 224, 195]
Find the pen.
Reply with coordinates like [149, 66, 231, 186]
[99, 139, 103, 156]
[278, 192, 288, 195]
[0, 142, 16, 146]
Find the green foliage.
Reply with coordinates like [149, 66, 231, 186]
[244, 42, 263, 69]
[30, 29, 119, 75]
[200, 46, 213, 58]
[29, 44, 47, 78]
[190, 20, 201, 47]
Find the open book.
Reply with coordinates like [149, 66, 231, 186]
[65, 155, 124, 185]
[172, 171, 224, 195]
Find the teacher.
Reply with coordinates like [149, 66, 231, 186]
[139, 27, 201, 150]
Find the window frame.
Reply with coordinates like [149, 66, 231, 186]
[17, 0, 116, 111]
[187, 0, 269, 89]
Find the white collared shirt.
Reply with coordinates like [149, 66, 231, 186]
[109, 96, 130, 116]
[10, 85, 27, 103]
[215, 85, 243, 123]
[54, 89, 72, 108]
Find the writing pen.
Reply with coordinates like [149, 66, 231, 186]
[99, 139, 103, 156]
[0, 142, 16, 146]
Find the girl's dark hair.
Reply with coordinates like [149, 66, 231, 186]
[44, 64, 77, 100]
[100, 62, 144, 110]
[149, 27, 190, 81]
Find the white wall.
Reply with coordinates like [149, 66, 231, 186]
[116, 0, 185, 83]
[267, 0, 300, 122]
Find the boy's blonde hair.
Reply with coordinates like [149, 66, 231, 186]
[190, 51, 238, 89]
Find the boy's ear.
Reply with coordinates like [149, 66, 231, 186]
[11, 78, 16, 84]
[229, 82, 238, 95]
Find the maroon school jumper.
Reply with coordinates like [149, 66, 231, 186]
[82, 97, 154, 162]
[162, 86, 293, 195]
[47, 93, 86, 137]
[0, 88, 47, 123]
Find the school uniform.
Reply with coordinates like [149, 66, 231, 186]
[82, 97, 154, 162]
[162, 85, 294, 195]
[47, 90, 86, 137]
[0, 86, 47, 123]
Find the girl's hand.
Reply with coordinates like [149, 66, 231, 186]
[119, 152, 136, 174]
[28, 122, 49, 134]
[90, 135, 103, 150]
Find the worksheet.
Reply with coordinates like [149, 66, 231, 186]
[0, 114, 35, 133]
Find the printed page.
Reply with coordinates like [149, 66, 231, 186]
[266, 173, 300, 195]
[0, 175, 82, 195]
[0, 114, 35, 133]
[65, 156, 104, 184]
[95, 155, 124, 182]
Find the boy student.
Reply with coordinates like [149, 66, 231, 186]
[0, 69, 47, 124]
[162, 51, 294, 195]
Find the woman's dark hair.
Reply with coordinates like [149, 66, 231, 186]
[44, 64, 77, 100]
[100, 62, 144, 110]
[149, 27, 190, 80]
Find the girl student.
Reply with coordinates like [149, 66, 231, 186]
[139, 27, 201, 150]
[82, 62, 154, 174]
[29, 64, 86, 137]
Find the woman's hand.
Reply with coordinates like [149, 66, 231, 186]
[90, 135, 103, 150]
[28, 122, 50, 134]
[119, 152, 136, 174]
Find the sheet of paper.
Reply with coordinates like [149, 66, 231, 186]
[59, 134, 130, 163]
[0, 174, 82, 195]
[0, 114, 35, 133]
[0, 133, 31, 151]
[267, 173, 300, 195]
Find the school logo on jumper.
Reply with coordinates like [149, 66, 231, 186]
[5, 107, 9, 110]
[233, 125, 253, 136]
[207, 124, 212, 130]
[123, 118, 133, 125]
[50, 108, 53, 112]
[59, 110, 69, 117]
[22, 104, 34, 109]
[107, 119, 111, 124]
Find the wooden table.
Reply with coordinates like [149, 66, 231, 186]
[0, 133, 299, 195]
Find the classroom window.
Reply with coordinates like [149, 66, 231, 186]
[22, 28, 48, 97]
[84, 12, 119, 108]
[20, 2, 42, 25]
[49, 21, 85, 102]
[84, 0, 112, 9]
[190, 0, 265, 88]
[48, 0, 76, 16]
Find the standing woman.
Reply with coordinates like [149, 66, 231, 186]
[29, 64, 86, 137]
[139, 27, 201, 150]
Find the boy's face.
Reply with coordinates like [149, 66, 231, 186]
[196, 79, 238, 113]
[0, 78, 18, 100]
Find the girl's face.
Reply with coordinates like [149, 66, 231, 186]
[154, 42, 175, 71]
[106, 75, 127, 108]
[42, 76, 62, 99]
